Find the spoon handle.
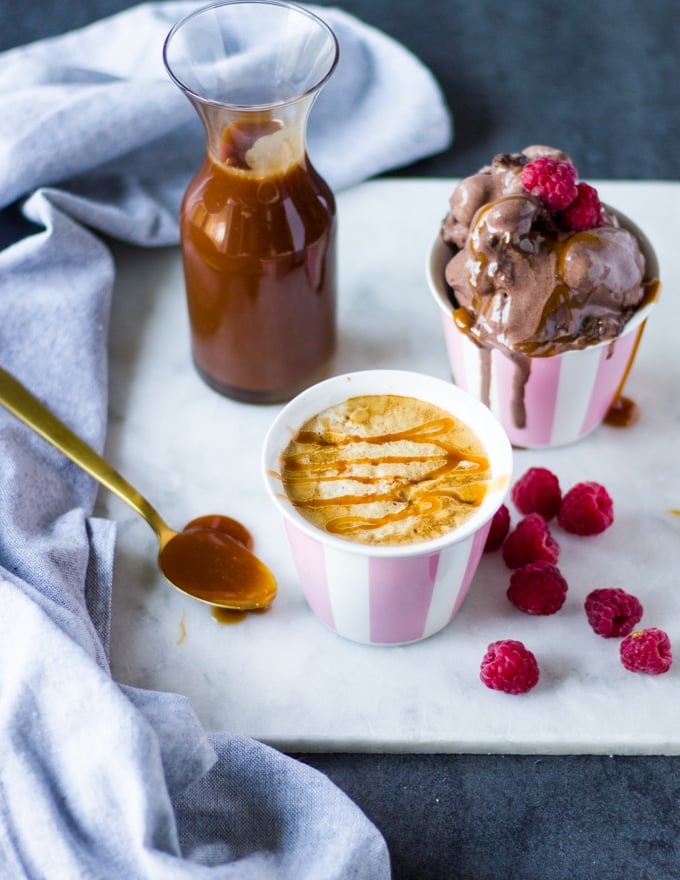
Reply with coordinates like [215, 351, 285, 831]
[0, 366, 171, 545]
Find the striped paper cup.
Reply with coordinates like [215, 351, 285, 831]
[262, 370, 512, 645]
[427, 212, 659, 448]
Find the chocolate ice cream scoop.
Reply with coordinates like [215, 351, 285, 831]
[440, 146, 650, 356]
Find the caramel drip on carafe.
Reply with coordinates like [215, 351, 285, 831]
[282, 414, 490, 539]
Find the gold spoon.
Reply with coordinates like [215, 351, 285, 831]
[0, 366, 277, 611]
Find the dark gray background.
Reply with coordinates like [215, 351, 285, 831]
[2, 2, 679, 878]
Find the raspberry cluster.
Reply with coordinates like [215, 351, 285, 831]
[520, 155, 604, 231]
[480, 466, 673, 693]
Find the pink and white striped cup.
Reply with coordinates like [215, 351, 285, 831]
[262, 370, 512, 645]
[427, 212, 659, 448]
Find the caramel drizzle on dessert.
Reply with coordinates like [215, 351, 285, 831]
[281, 416, 490, 537]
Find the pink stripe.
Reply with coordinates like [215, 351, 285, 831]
[368, 553, 439, 644]
[283, 520, 335, 630]
[579, 331, 641, 436]
[494, 351, 561, 447]
[448, 525, 489, 621]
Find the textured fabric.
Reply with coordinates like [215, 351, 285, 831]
[0, 2, 451, 876]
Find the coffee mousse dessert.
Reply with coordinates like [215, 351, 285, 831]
[279, 394, 492, 546]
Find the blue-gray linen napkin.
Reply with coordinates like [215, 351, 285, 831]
[0, 3, 451, 876]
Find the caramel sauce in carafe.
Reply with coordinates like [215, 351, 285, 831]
[180, 119, 337, 404]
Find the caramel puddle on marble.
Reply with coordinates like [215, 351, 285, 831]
[211, 606, 272, 625]
[175, 605, 271, 643]
[604, 395, 640, 428]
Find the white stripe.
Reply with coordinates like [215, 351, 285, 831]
[551, 347, 601, 445]
[422, 542, 470, 639]
[487, 348, 503, 423]
[324, 545, 371, 643]
[461, 336, 484, 400]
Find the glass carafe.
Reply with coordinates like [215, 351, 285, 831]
[163, 0, 339, 403]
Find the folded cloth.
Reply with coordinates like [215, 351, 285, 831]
[0, 1, 451, 243]
[0, 3, 451, 876]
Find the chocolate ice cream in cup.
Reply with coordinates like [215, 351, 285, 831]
[262, 370, 512, 645]
[427, 146, 660, 449]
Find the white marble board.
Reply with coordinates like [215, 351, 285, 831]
[104, 180, 680, 754]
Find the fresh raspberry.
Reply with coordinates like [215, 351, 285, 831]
[620, 628, 673, 675]
[511, 467, 562, 520]
[507, 561, 568, 615]
[559, 182, 604, 231]
[502, 513, 559, 569]
[480, 639, 539, 694]
[584, 587, 643, 638]
[558, 481, 614, 536]
[520, 156, 578, 210]
[483, 504, 510, 553]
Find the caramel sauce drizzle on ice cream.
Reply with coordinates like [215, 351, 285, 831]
[280, 395, 491, 545]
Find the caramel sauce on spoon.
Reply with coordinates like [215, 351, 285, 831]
[159, 518, 276, 613]
[178, 515, 274, 624]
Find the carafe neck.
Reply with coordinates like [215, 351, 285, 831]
[190, 96, 314, 178]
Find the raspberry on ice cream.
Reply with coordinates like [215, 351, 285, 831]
[558, 481, 614, 535]
[559, 181, 604, 231]
[520, 156, 578, 211]
[502, 513, 559, 569]
[620, 628, 673, 674]
[584, 587, 643, 638]
[480, 639, 539, 694]
[507, 561, 568, 615]
[511, 467, 562, 520]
